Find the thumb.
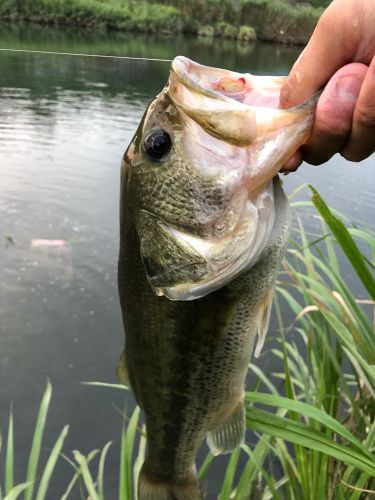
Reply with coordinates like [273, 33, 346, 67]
[279, 1, 357, 108]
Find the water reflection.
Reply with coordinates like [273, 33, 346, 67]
[0, 24, 374, 498]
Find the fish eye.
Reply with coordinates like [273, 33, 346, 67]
[144, 130, 172, 161]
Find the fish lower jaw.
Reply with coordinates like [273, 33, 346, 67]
[154, 195, 275, 300]
[153, 243, 261, 300]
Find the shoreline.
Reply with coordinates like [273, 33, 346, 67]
[0, 0, 323, 46]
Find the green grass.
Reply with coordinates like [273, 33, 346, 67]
[0, 381, 69, 500]
[1, 186, 374, 498]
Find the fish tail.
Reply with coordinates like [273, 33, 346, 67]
[138, 465, 202, 500]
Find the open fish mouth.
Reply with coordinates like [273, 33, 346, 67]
[137, 57, 319, 301]
[168, 56, 314, 148]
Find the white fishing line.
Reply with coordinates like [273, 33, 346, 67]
[0, 48, 172, 62]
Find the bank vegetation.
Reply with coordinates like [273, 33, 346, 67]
[0, 0, 327, 45]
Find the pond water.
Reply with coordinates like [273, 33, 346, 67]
[0, 25, 374, 498]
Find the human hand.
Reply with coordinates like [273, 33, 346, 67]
[279, 0, 375, 172]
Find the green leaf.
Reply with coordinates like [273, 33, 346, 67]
[133, 425, 146, 500]
[309, 186, 375, 300]
[97, 442, 112, 499]
[3, 483, 32, 500]
[5, 411, 14, 495]
[119, 406, 140, 500]
[60, 450, 99, 500]
[246, 392, 372, 458]
[72, 450, 100, 500]
[24, 381, 52, 500]
[241, 444, 282, 500]
[35, 425, 69, 500]
[219, 447, 240, 500]
[246, 407, 375, 476]
[235, 437, 273, 499]
[198, 452, 214, 482]
[82, 382, 128, 391]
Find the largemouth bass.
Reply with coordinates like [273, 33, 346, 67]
[118, 56, 317, 500]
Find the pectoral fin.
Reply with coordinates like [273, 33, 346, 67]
[116, 349, 130, 386]
[254, 287, 275, 358]
[206, 400, 245, 456]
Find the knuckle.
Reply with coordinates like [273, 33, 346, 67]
[340, 149, 365, 162]
[306, 155, 332, 166]
[279, 80, 297, 109]
[303, 147, 333, 166]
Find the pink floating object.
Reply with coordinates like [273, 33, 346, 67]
[29, 239, 73, 281]
[31, 239, 67, 248]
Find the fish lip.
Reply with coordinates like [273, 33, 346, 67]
[170, 55, 287, 106]
[170, 56, 230, 101]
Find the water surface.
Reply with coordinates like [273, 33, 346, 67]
[0, 25, 374, 498]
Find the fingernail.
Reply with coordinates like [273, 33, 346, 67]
[337, 75, 363, 102]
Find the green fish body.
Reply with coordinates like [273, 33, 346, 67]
[118, 57, 317, 499]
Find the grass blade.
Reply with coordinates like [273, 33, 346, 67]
[97, 442, 112, 499]
[246, 408, 375, 476]
[35, 425, 69, 500]
[246, 392, 372, 458]
[61, 450, 99, 500]
[3, 483, 32, 500]
[24, 381, 52, 500]
[5, 411, 14, 495]
[133, 425, 146, 500]
[235, 437, 273, 499]
[219, 447, 240, 500]
[309, 185, 375, 300]
[72, 450, 100, 500]
[82, 382, 128, 391]
[119, 406, 140, 500]
[198, 452, 214, 482]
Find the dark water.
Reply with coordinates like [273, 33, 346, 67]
[0, 25, 374, 498]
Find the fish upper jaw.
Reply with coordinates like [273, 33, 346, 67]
[168, 55, 318, 201]
[169, 56, 318, 172]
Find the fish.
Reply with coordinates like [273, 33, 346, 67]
[117, 56, 318, 500]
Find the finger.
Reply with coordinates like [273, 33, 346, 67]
[302, 63, 367, 165]
[341, 55, 375, 161]
[279, 1, 355, 108]
[279, 150, 303, 174]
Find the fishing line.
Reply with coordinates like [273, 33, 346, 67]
[0, 48, 172, 62]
